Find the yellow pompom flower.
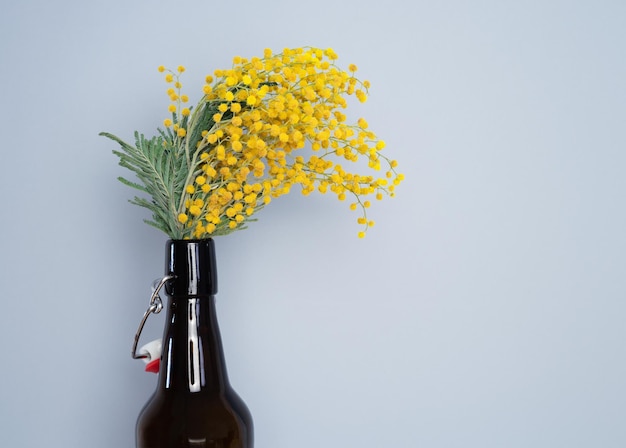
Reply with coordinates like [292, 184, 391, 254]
[105, 49, 402, 239]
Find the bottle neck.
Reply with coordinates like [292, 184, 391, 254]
[158, 295, 230, 394]
[157, 239, 230, 394]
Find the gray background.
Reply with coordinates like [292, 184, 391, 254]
[1, 0, 625, 447]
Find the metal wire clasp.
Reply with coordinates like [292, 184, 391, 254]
[131, 275, 174, 359]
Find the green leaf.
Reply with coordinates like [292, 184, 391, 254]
[117, 176, 148, 193]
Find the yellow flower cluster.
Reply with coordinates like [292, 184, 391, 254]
[161, 47, 402, 238]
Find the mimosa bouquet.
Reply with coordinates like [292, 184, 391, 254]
[101, 47, 403, 239]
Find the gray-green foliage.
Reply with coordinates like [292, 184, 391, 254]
[100, 129, 186, 237]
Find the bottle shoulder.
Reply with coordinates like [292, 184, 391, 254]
[137, 388, 254, 447]
[140, 386, 252, 419]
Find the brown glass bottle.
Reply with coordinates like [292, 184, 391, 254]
[136, 239, 254, 448]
